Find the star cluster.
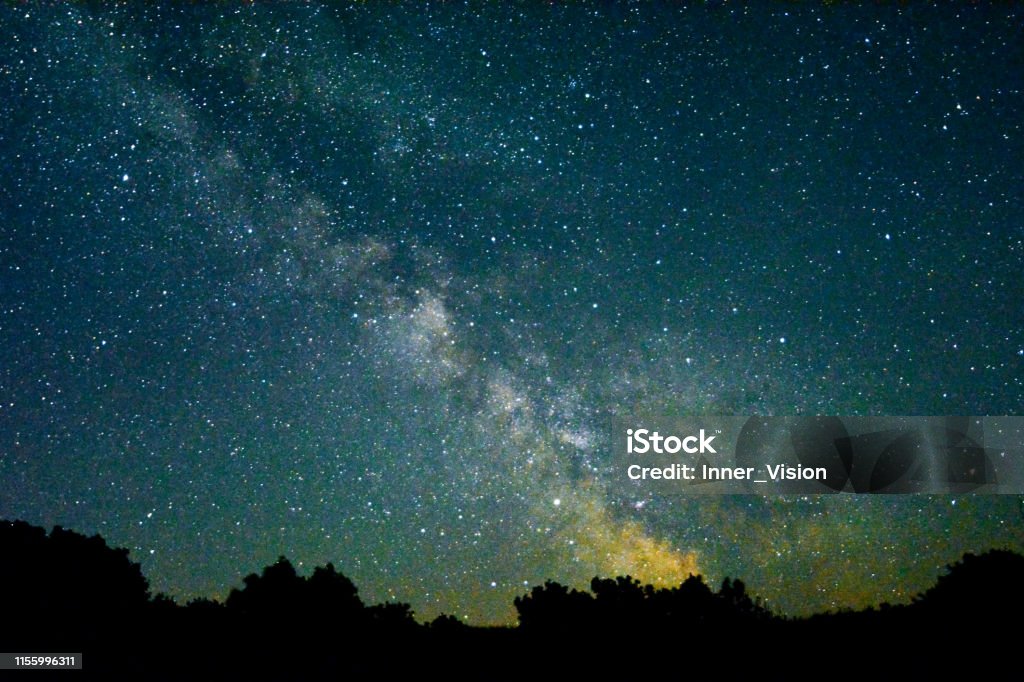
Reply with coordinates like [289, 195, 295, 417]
[1, 3, 1022, 624]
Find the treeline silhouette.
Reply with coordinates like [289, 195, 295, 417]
[1, 518, 1020, 680]
[514, 574, 769, 633]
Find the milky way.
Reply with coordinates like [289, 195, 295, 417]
[1, 3, 1022, 624]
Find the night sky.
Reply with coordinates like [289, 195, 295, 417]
[2, 3, 1023, 625]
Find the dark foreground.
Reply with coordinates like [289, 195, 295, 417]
[2, 519, 1019, 680]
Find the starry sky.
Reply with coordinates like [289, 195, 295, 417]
[1, 3, 1023, 625]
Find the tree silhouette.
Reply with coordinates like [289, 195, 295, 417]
[513, 580, 594, 630]
[516, 572, 773, 632]
[225, 555, 368, 631]
[719, 576, 768, 619]
[0, 519, 150, 618]
[428, 614, 468, 632]
[367, 601, 417, 630]
[308, 562, 364, 621]
[591, 575, 647, 606]
[655, 573, 718, 626]
[185, 596, 224, 611]
[226, 556, 305, 616]
[2, 517, 1021, 679]
[149, 592, 178, 612]
[914, 549, 1024, 615]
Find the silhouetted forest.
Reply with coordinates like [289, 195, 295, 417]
[1, 519, 1020, 680]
